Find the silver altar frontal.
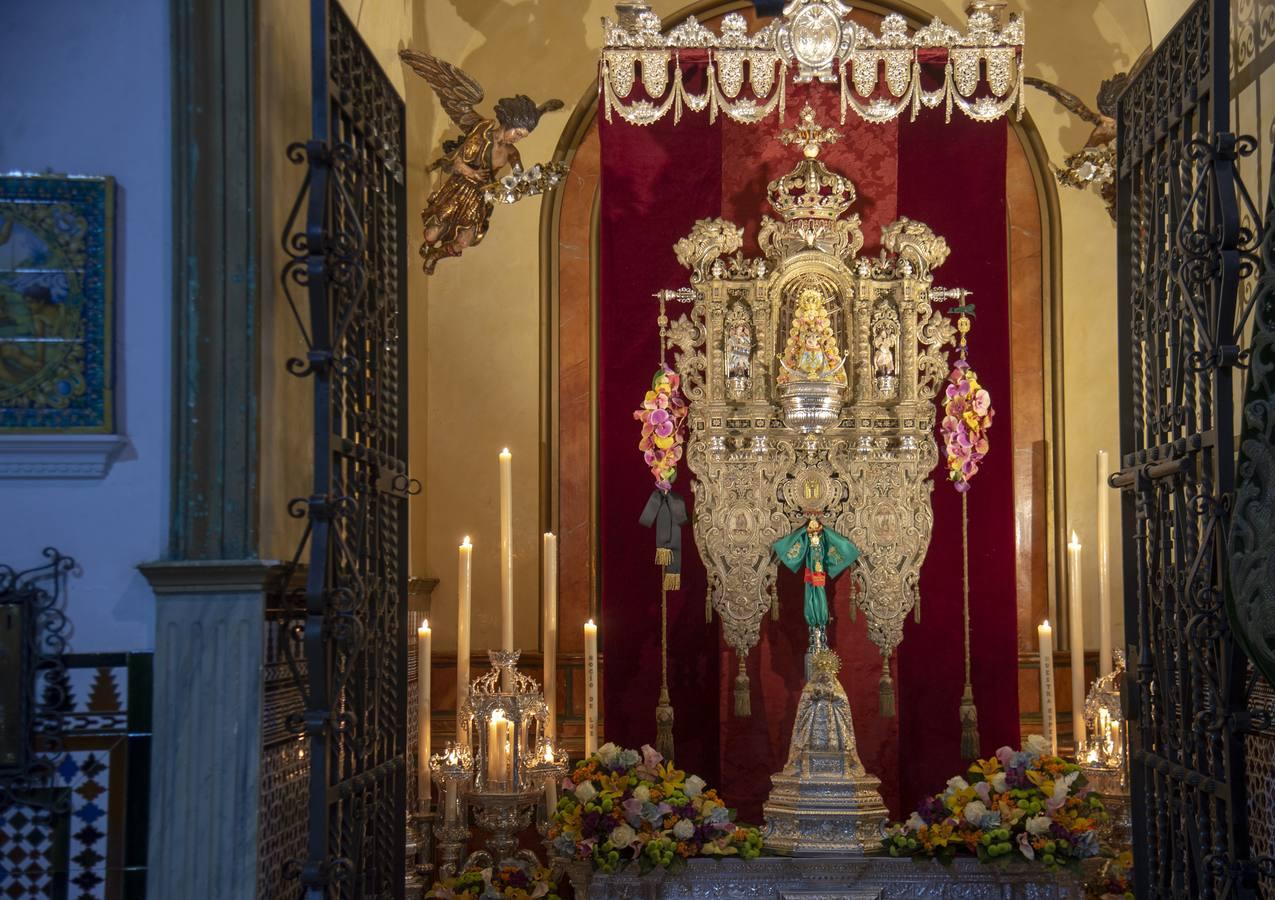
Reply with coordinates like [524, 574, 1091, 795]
[573, 855, 1082, 899]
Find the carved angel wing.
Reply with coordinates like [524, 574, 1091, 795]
[399, 50, 485, 132]
[1024, 76, 1106, 127]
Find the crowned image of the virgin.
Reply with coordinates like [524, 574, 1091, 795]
[777, 287, 847, 385]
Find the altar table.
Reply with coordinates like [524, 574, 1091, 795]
[570, 855, 1083, 899]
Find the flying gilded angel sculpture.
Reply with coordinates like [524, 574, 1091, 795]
[1025, 74, 1127, 221]
[399, 50, 567, 273]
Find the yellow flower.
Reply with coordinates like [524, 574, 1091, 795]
[968, 757, 1002, 779]
[654, 434, 674, 450]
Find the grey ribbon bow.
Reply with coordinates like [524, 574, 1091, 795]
[639, 489, 688, 577]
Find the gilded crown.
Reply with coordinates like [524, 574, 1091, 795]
[767, 105, 856, 223]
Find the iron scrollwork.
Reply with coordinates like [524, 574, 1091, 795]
[0, 547, 75, 813]
[279, 0, 411, 894]
[1115, 0, 1271, 893]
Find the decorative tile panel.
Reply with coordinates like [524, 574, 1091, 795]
[0, 653, 150, 899]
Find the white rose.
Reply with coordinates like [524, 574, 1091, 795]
[905, 812, 925, 831]
[963, 800, 988, 826]
[609, 823, 637, 848]
[596, 743, 620, 765]
[575, 781, 598, 803]
[989, 772, 1008, 793]
[1025, 734, 1050, 756]
[684, 775, 707, 798]
[1025, 815, 1052, 836]
[633, 785, 651, 803]
[945, 776, 969, 793]
[673, 818, 695, 840]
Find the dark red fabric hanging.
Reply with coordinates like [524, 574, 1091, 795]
[599, 77, 1016, 823]
[896, 103, 1019, 813]
[598, 65, 724, 790]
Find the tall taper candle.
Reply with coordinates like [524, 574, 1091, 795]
[543, 533, 558, 741]
[417, 620, 431, 807]
[1097, 450, 1113, 678]
[1038, 620, 1057, 756]
[457, 537, 473, 746]
[584, 619, 599, 756]
[500, 449, 514, 652]
[1067, 531, 1087, 749]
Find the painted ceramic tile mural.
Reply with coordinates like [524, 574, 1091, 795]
[0, 175, 114, 432]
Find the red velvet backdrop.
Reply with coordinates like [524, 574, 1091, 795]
[599, 82, 1017, 822]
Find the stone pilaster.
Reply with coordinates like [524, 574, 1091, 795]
[140, 560, 278, 899]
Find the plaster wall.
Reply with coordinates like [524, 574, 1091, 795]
[417, 0, 1149, 659]
[0, 0, 171, 652]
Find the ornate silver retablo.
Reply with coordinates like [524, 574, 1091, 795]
[763, 651, 889, 855]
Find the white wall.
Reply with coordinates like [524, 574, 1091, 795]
[0, 0, 171, 652]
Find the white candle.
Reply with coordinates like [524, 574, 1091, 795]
[500, 449, 514, 652]
[1096, 450, 1113, 678]
[457, 537, 473, 746]
[443, 744, 461, 824]
[584, 619, 599, 757]
[543, 533, 558, 741]
[543, 741, 559, 818]
[1037, 619, 1057, 755]
[487, 710, 509, 784]
[417, 620, 431, 807]
[1067, 531, 1087, 750]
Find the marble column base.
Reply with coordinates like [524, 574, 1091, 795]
[140, 559, 280, 900]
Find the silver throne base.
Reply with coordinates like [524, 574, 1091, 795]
[572, 855, 1083, 899]
[762, 758, 890, 855]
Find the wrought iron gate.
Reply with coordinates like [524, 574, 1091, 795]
[1115, 0, 1272, 894]
[280, 0, 412, 895]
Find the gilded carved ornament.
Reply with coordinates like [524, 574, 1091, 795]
[659, 107, 965, 716]
[601, 0, 1025, 128]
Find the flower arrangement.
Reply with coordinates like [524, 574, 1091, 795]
[548, 743, 763, 874]
[886, 735, 1105, 867]
[941, 359, 994, 491]
[1087, 850, 1134, 899]
[426, 859, 561, 899]
[634, 365, 688, 492]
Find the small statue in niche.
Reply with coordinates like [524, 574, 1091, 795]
[873, 342, 895, 378]
[777, 288, 847, 385]
[724, 301, 753, 397]
[399, 51, 565, 274]
[871, 300, 901, 398]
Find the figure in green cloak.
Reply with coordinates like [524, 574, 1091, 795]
[772, 517, 860, 630]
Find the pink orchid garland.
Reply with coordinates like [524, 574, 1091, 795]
[941, 360, 994, 492]
[634, 365, 688, 493]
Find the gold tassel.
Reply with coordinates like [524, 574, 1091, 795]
[663, 572, 680, 591]
[705, 595, 713, 623]
[734, 662, 751, 717]
[770, 589, 779, 621]
[655, 684, 675, 762]
[879, 658, 895, 718]
[959, 683, 980, 760]
[655, 547, 672, 566]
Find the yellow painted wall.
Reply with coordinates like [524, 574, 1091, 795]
[413, 0, 1150, 660]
